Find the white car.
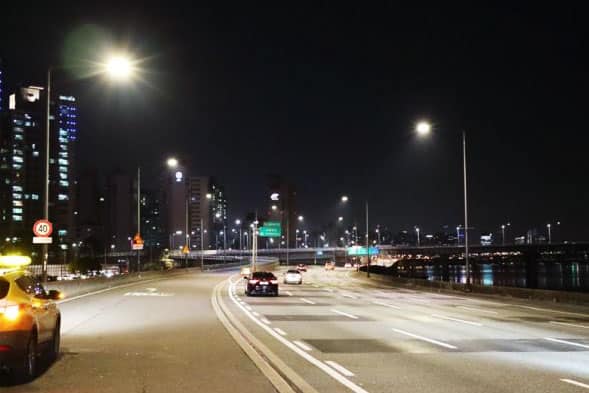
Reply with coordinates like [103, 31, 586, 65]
[344, 262, 352, 268]
[283, 270, 303, 285]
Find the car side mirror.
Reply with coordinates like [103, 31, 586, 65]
[47, 290, 64, 300]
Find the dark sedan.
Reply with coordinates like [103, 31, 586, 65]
[245, 272, 279, 296]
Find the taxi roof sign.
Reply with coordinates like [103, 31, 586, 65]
[0, 255, 32, 268]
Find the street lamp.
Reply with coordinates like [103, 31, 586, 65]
[341, 195, 349, 203]
[298, 215, 304, 222]
[547, 223, 552, 244]
[416, 121, 470, 287]
[166, 157, 178, 168]
[501, 224, 506, 246]
[42, 53, 137, 282]
[415, 227, 421, 247]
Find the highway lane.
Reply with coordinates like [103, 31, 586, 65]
[224, 265, 589, 393]
[2, 271, 276, 393]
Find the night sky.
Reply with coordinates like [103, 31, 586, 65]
[2, 3, 588, 241]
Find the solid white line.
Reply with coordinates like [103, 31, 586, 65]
[561, 378, 589, 389]
[323, 288, 334, 292]
[274, 328, 287, 336]
[56, 277, 167, 304]
[245, 305, 253, 310]
[300, 298, 316, 305]
[372, 301, 401, 309]
[325, 361, 355, 377]
[252, 311, 261, 317]
[514, 305, 589, 317]
[331, 309, 359, 319]
[341, 293, 358, 299]
[293, 340, 313, 351]
[285, 291, 293, 296]
[261, 318, 271, 325]
[431, 314, 483, 327]
[544, 337, 589, 349]
[550, 321, 589, 329]
[457, 306, 498, 315]
[228, 280, 370, 393]
[392, 328, 458, 350]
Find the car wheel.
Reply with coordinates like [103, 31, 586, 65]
[48, 319, 61, 362]
[16, 331, 37, 382]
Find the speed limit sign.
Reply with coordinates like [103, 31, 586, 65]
[33, 220, 53, 237]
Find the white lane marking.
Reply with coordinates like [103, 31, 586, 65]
[252, 311, 261, 317]
[457, 306, 498, 315]
[293, 340, 313, 351]
[544, 337, 589, 349]
[550, 321, 589, 329]
[561, 378, 589, 389]
[313, 285, 320, 288]
[56, 276, 170, 304]
[372, 301, 401, 309]
[514, 305, 589, 317]
[325, 361, 355, 377]
[285, 291, 293, 296]
[341, 293, 358, 299]
[431, 314, 483, 327]
[323, 288, 334, 292]
[261, 318, 271, 325]
[274, 328, 287, 336]
[392, 328, 458, 350]
[228, 279, 370, 393]
[300, 298, 316, 305]
[245, 305, 253, 310]
[331, 309, 359, 319]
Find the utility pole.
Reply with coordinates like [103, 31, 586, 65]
[184, 198, 189, 268]
[365, 201, 370, 278]
[137, 167, 141, 273]
[463, 131, 470, 288]
[42, 68, 52, 283]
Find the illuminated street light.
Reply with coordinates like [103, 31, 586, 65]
[166, 157, 178, 168]
[415, 121, 432, 136]
[235, 219, 241, 225]
[341, 195, 349, 203]
[206, 193, 212, 199]
[271, 205, 278, 211]
[338, 216, 343, 222]
[298, 215, 304, 222]
[105, 55, 134, 80]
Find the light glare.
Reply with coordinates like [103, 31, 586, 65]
[416, 121, 432, 136]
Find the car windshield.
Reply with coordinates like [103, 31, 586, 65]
[0, 277, 9, 299]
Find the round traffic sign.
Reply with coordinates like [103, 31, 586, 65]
[33, 220, 53, 237]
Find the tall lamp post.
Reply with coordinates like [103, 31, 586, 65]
[42, 55, 135, 282]
[416, 121, 471, 287]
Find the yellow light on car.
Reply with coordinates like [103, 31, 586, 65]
[2, 305, 20, 321]
[0, 255, 32, 268]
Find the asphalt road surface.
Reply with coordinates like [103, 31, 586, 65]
[224, 266, 589, 393]
[1, 271, 276, 393]
[3, 266, 589, 393]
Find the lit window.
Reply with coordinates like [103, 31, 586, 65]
[31, 194, 39, 200]
[59, 180, 69, 187]
[60, 144, 68, 151]
[12, 164, 22, 170]
[12, 186, 23, 192]
[13, 149, 23, 155]
[49, 159, 55, 164]
[59, 166, 67, 173]
[13, 156, 23, 163]
[59, 173, 68, 180]
[12, 215, 22, 222]
[12, 201, 23, 207]
[58, 230, 67, 236]
[32, 151, 39, 157]
[14, 134, 23, 141]
[59, 130, 68, 137]
[58, 159, 68, 166]
[12, 208, 22, 214]
[59, 152, 68, 158]
[12, 193, 22, 200]
[59, 137, 68, 143]
[58, 194, 69, 201]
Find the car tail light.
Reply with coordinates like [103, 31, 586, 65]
[248, 280, 259, 285]
[0, 304, 21, 321]
[270, 279, 278, 284]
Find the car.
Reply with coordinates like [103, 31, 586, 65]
[344, 262, 352, 268]
[283, 270, 302, 285]
[0, 256, 63, 381]
[245, 271, 279, 296]
[296, 264, 307, 272]
[324, 262, 335, 271]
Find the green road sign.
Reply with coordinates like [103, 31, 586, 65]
[259, 221, 282, 237]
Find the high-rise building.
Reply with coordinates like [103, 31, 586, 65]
[0, 86, 45, 251]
